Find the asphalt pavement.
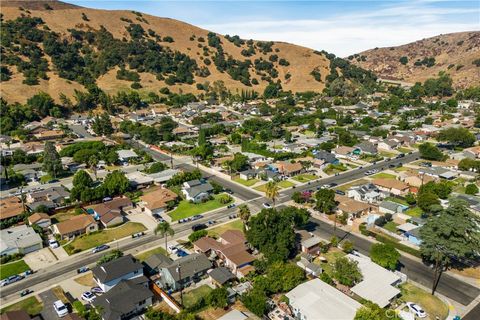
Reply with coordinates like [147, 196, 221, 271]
[463, 302, 480, 320]
[39, 289, 62, 320]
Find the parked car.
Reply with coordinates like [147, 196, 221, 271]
[81, 291, 96, 303]
[77, 266, 90, 274]
[225, 189, 234, 195]
[176, 249, 188, 257]
[131, 232, 145, 238]
[262, 202, 272, 209]
[192, 223, 207, 232]
[49, 239, 59, 249]
[152, 213, 163, 221]
[53, 300, 68, 317]
[207, 220, 216, 225]
[92, 244, 110, 253]
[227, 203, 236, 209]
[91, 287, 104, 294]
[192, 214, 203, 221]
[167, 245, 178, 254]
[335, 190, 346, 195]
[20, 289, 33, 297]
[406, 302, 427, 318]
[1, 275, 24, 286]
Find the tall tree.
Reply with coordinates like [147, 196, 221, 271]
[42, 141, 62, 178]
[154, 221, 175, 254]
[315, 189, 337, 213]
[88, 155, 99, 180]
[420, 199, 480, 295]
[370, 243, 400, 270]
[265, 180, 280, 207]
[238, 204, 251, 230]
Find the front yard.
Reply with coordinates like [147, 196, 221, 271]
[336, 179, 369, 192]
[208, 220, 244, 238]
[371, 172, 397, 179]
[168, 194, 233, 221]
[233, 178, 259, 187]
[135, 246, 168, 262]
[0, 296, 43, 316]
[383, 221, 399, 233]
[1, 259, 31, 280]
[292, 174, 317, 183]
[64, 222, 146, 254]
[314, 248, 346, 277]
[278, 180, 295, 188]
[400, 282, 449, 320]
[405, 206, 423, 218]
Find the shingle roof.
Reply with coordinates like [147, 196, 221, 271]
[209, 267, 236, 285]
[54, 214, 96, 236]
[93, 278, 152, 320]
[165, 253, 211, 281]
[0, 196, 24, 220]
[144, 253, 173, 271]
[92, 254, 143, 283]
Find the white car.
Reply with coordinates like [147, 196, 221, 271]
[262, 203, 272, 209]
[81, 291, 96, 303]
[167, 245, 178, 254]
[49, 239, 59, 249]
[53, 300, 68, 317]
[406, 302, 427, 318]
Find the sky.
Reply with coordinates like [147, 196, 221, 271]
[66, 1, 480, 56]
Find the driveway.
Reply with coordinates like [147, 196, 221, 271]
[39, 289, 63, 320]
[128, 212, 158, 231]
[24, 248, 57, 271]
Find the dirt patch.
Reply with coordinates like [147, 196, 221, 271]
[74, 273, 95, 287]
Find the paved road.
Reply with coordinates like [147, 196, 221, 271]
[3, 149, 479, 307]
[463, 302, 480, 320]
[307, 216, 480, 306]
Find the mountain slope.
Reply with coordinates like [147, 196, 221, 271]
[350, 31, 480, 88]
[0, 1, 338, 103]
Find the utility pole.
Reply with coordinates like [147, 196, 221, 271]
[176, 266, 183, 306]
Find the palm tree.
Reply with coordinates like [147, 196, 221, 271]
[88, 155, 99, 180]
[265, 180, 280, 208]
[238, 204, 251, 230]
[154, 221, 174, 254]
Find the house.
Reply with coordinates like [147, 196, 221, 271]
[13, 163, 43, 182]
[146, 168, 180, 184]
[399, 171, 436, 188]
[333, 146, 360, 159]
[126, 172, 154, 189]
[116, 149, 139, 163]
[92, 254, 145, 292]
[193, 230, 255, 276]
[93, 278, 153, 320]
[159, 253, 212, 291]
[297, 258, 323, 277]
[239, 169, 258, 181]
[335, 195, 376, 219]
[85, 197, 133, 227]
[139, 188, 178, 215]
[286, 278, 362, 320]
[379, 201, 407, 215]
[52, 214, 98, 240]
[26, 187, 70, 210]
[372, 179, 410, 196]
[418, 167, 458, 180]
[349, 253, 401, 307]
[28, 212, 51, 229]
[144, 253, 173, 275]
[0, 310, 31, 320]
[397, 223, 423, 246]
[355, 141, 378, 155]
[378, 139, 401, 151]
[275, 161, 304, 177]
[0, 196, 24, 222]
[218, 310, 249, 320]
[182, 180, 213, 203]
[347, 183, 383, 203]
[0, 225, 43, 255]
[313, 150, 339, 166]
[300, 235, 323, 255]
[33, 129, 64, 141]
[463, 146, 480, 159]
[208, 267, 236, 287]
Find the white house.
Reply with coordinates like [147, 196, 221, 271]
[182, 180, 214, 203]
[92, 254, 145, 292]
[286, 278, 362, 320]
[0, 225, 43, 255]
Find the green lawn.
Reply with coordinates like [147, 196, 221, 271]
[316, 249, 346, 277]
[0, 260, 30, 280]
[293, 174, 317, 183]
[336, 179, 369, 192]
[400, 283, 449, 320]
[372, 172, 397, 179]
[393, 166, 409, 172]
[405, 206, 423, 218]
[208, 220, 244, 238]
[64, 222, 146, 254]
[180, 285, 213, 309]
[233, 178, 259, 187]
[324, 163, 348, 175]
[398, 147, 412, 154]
[0, 296, 43, 316]
[385, 197, 409, 206]
[135, 246, 168, 262]
[169, 194, 233, 221]
[278, 180, 295, 188]
[379, 151, 397, 158]
[383, 221, 399, 233]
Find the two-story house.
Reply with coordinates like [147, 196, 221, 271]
[92, 254, 145, 292]
[159, 253, 211, 291]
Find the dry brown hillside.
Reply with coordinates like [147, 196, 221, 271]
[1, 0, 332, 103]
[351, 31, 480, 88]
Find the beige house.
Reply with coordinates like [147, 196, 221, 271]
[139, 188, 178, 216]
[335, 195, 377, 218]
[52, 214, 98, 240]
[28, 212, 51, 229]
[372, 179, 410, 196]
